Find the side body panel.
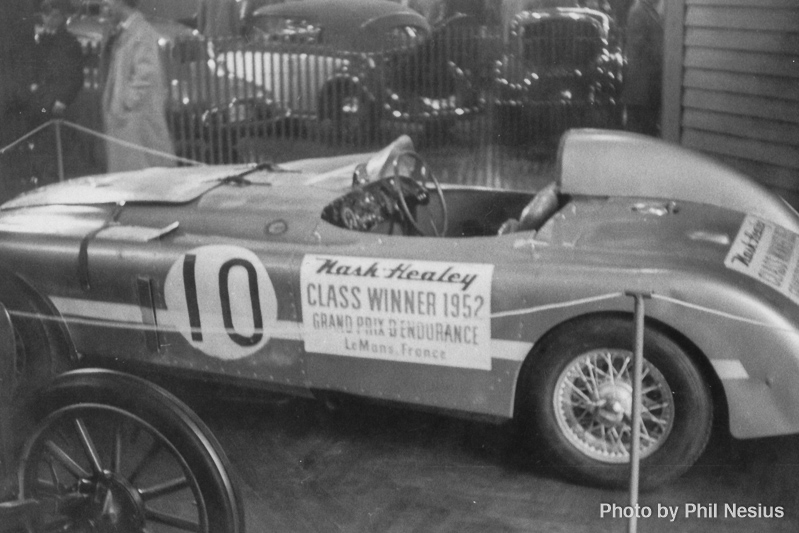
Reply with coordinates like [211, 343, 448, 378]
[2, 189, 799, 438]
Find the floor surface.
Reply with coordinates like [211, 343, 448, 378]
[190, 392, 799, 533]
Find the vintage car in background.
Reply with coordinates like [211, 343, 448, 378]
[493, 0, 623, 143]
[64, 0, 282, 164]
[2, 129, 799, 504]
[221, 0, 483, 143]
[66, 0, 205, 59]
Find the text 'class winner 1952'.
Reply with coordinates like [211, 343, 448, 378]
[300, 255, 494, 370]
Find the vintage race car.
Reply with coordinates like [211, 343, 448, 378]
[1, 130, 799, 497]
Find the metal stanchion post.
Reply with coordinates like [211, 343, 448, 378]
[54, 118, 65, 182]
[626, 291, 651, 533]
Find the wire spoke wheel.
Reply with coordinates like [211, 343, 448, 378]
[20, 404, 208, 533]
[553, 349, 674, 463]
[518, 316, 713, 488]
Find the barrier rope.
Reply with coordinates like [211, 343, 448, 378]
[60, 119, 205, 167]
[0, 120, 56, 154]
[0, 119, 205, 167]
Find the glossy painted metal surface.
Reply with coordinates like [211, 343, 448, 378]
[1, 131, 799, 441]
[558, 129, 799, 233]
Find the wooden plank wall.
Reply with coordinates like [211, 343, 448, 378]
[665, 0, 799, 194]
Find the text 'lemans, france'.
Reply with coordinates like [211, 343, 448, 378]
[300, 255, 494, 370]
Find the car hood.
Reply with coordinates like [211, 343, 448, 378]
[0, 155, 366, 243]
[0, 153, 370, 212]
[1, 166, 239, 208]
[0, 136, 420, 214]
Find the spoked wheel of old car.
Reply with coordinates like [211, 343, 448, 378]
[517, 316, 713, 489]
[18, 369, 244, 533]
[391, 151, 448, 237]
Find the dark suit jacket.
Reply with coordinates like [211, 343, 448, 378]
[31, 27, 84, 118]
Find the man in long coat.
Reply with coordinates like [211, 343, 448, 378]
[102, 0, 176, 172]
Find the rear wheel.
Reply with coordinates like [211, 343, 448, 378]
[18, 370, 245, 533]
[517, 316, 713, 489]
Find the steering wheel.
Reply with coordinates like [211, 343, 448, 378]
[389, 151, 448, 237]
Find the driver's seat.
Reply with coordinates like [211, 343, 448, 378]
[498, 182, 560, 234]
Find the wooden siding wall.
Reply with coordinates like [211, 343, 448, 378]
[664, 0, 799, 194]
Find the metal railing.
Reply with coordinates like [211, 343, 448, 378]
[0, 20, 620, 191]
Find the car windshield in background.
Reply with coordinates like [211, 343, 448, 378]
[250, 16, 427, 51]
[252, 16, 323, 44]
[519, 16, 603, 68]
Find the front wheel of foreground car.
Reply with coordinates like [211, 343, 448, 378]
[517, 316, 713, 489]
[18, 370, 244, 533]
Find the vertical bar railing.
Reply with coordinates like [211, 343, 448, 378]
[62, 20, 577, 179]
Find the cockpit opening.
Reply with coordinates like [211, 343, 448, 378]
[321, 135, 563, 237]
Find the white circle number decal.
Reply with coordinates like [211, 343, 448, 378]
[165, 245, 277, 359]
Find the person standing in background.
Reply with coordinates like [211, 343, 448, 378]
[24, 0, 85, 184]
[621, 0, 664, 136]
[101, 0, 175, 172]
[30, 0, 84, 125]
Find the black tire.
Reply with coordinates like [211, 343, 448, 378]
[18, 369, 245, 533]
[517, 315, 713, 489]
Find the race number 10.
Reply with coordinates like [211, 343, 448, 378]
[165, 245, 278, 360]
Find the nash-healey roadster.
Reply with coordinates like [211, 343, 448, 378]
[1, 130, 799, 529]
